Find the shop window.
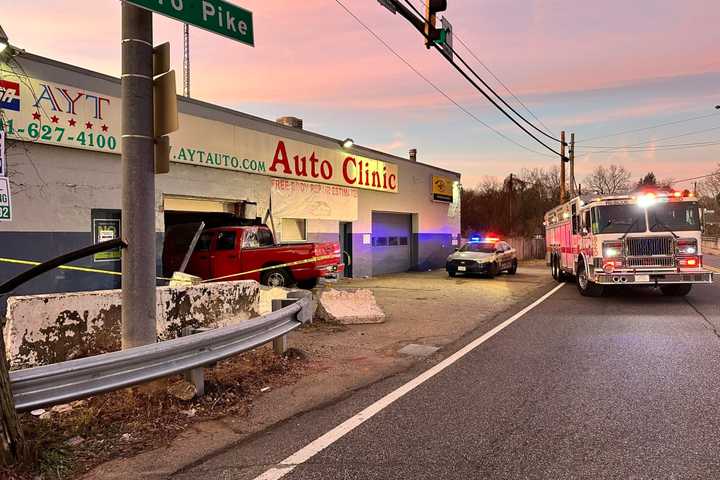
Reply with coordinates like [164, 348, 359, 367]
[373, 237, 388, 247]
[399, 237, 409, 246]
[216, 231, 236, 250]
[388, 237, 399, 246]
[282, 218, 307, 242]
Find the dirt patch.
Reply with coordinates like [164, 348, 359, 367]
[6, 345, 312, 480]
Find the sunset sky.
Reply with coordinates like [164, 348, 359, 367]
[5, 0, 719, 188]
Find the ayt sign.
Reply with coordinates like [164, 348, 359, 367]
[0, 67, 120, 154]
[127, 0, 254, 46]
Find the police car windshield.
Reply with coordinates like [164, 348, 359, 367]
[460, 242, 496, 253]
[594, 205, 646, 234]
[649, 203, 700, 232]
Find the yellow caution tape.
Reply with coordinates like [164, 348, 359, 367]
[200, 253, 341, 283]
[0, 257, 173, 281]
[0, 252, 343, 285]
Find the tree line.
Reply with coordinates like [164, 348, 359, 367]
[461, 163, 720, 237]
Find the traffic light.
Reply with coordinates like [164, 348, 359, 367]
[424, 0, 447, 47]
[152, 42, 178, 174]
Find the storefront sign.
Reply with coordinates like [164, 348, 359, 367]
[0, 69, 119, 155]
[432, 175, 454, 202]
[0, 129, 6, 177]
[271, 178, 359, 221]
[0, 177, 12, 221]
[0, 66, 399, 194]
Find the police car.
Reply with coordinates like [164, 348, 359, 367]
[446, 236, 518, 278]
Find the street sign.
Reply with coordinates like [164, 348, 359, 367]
[0, 129, 6, 177]
[127, 0, 254, 46]
[0, 177, 12, 221]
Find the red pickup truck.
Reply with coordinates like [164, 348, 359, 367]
[163, 225, 343, 288]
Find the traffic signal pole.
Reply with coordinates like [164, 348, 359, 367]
[560, 131, 566, 202]
[121, 3, 157, 349]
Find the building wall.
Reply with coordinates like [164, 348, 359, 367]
[0, 54, 460, 313]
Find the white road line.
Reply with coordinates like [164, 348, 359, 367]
[253, 282, 566, 480]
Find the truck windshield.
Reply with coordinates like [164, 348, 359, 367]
[593, 205, 646, 234]
[460, 243, 496, 253]
[648, 203, 700, 232]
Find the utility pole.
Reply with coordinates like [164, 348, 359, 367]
[121, 3, 157, 349]
[508, 173, 513, 235]
[183, 24, 190, 97]
[569, 132, 576, 198]
[560, 130, 566, 203]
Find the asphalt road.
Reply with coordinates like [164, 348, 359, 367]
[176, 258, 720, 480]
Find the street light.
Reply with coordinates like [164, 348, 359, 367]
[342, 138, 354, 149]
[715, 105, 720, 110]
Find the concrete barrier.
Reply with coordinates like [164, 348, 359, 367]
[4, 280, 260, 368]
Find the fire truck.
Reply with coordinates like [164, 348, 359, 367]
[545, 189, 713, 297]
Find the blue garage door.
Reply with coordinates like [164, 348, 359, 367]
[371, 212, 412, 275]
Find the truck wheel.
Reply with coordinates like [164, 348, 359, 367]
[262, 268, 292, 288]
[508, 259, 518, 275]
[577, 262, 604, 297]
[660, 284, 692, 296]
[551, 255, 559, 280]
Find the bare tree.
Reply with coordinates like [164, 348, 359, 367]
[699, 164, 720, 200]
[583, 164, 632, 194]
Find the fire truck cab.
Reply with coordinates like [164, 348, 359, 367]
[545, 189, 713, 297]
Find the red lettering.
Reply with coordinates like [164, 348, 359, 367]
[363, 161, 369, 186]
[388, 174, 397, 190]
[371, 171, 380, 187]
[383, 166, 388, 189]
[320, 160, 332, 180]
[270, 141, 292, 174]
[309, 152, 320, 178]
[343, 156, 356, 184]
[294, 155, 307, 176]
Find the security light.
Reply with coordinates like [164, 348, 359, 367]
[342, 138, 354, 149]
[0, 25, 8, 54]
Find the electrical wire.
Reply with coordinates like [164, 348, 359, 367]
[403, 0, 562, 144]
[333, 0, 555, 158]
[669, 172, 720, 185]
[410, 0, 555, 136]
[577, 112, 720, 144]
[578, 125, 720, 154]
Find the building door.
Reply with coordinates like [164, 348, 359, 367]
[340, 222, 353, 277]
[371, 212, 412, 276]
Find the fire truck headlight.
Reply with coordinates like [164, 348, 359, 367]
[602, 241, 623, 258]
[677, 238, 698, 255]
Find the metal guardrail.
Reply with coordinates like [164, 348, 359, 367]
[10, 293, 313, 412]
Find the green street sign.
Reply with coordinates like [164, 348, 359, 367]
[127, 0, 254, 47]
[0, 177, 12, 222]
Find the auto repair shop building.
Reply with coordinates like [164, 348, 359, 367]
[0, 53, 461, 303]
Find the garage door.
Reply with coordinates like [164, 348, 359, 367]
[371, 212, 412, 276]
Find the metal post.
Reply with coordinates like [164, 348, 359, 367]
[271, 298, 292, 354]
[559, 131, 566, 203]
[569, 132, 575, 198]
[121, 3, 157, 349]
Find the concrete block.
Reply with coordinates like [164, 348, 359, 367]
[316, 288, 385, 325]
[5, 280, 260, 368]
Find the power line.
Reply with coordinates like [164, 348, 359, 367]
[582, 141, 720, 155]
[670, 172, 720, 185]
[410, 0, 555, 135]
[577, 112, 720, 144]
[403, 0, 562, 145]
[333, 0, 554, 158]
[579, 125, 720, 153]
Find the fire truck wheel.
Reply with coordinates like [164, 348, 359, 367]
[660, 284, 692, 296]
[508, 259, 518, 275]
[576, 263, 604, 297]
[551, 255, 559, 280]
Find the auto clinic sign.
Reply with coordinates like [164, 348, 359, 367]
[0, 65, 399, 194]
